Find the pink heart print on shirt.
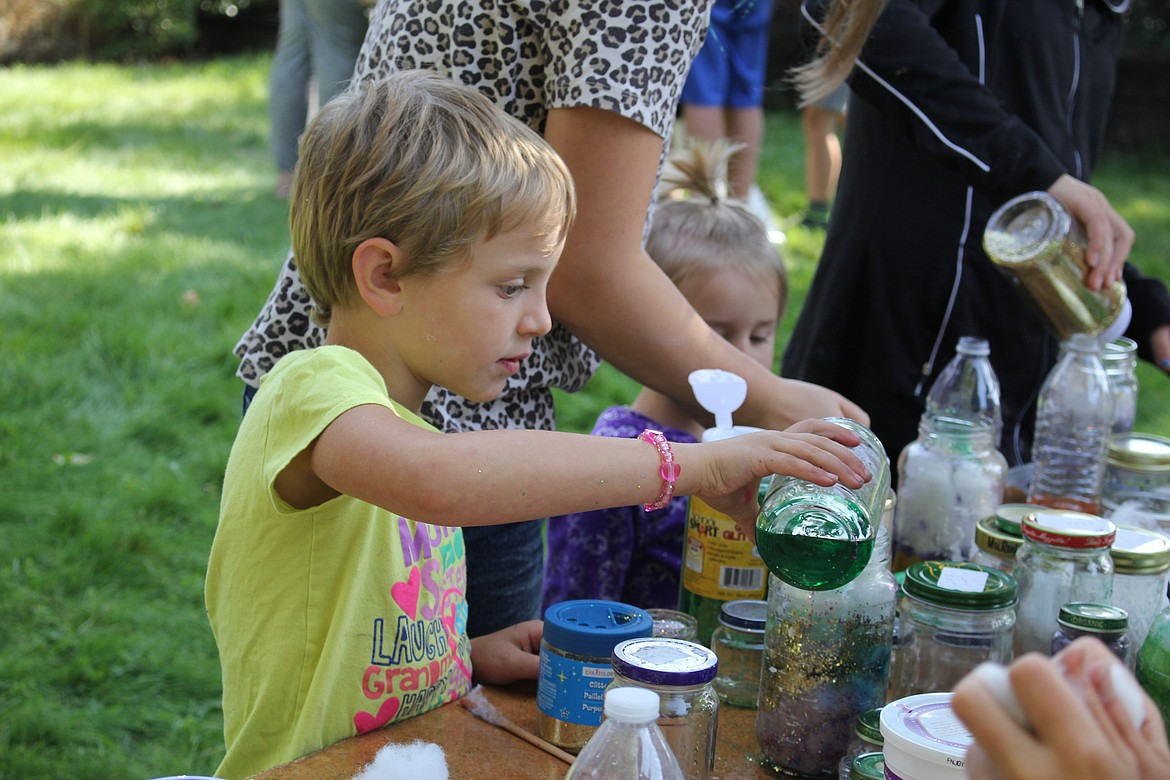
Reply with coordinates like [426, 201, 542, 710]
[391, 566, 421, 620]
[354, 695, 401, 733]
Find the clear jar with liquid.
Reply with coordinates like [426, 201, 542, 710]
[892, 416, 1006, 571]
[887, 561, 1017, 700]
[710, 599, 766, 708]
[756, 528, 897, 778]
[1013, 510, 1116, 657]
[608, 638, 720, 780]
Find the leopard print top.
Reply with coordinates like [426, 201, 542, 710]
[234, 0, 712, 434]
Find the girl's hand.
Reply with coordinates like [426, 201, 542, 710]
[1047, 174, 1133, 291]
[469, 620, 542, 685]
[682, 422, 870, 538]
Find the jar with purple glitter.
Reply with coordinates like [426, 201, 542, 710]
[756, 528, 897, 778]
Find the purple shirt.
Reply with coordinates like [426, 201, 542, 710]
[542, 406, 698, 611]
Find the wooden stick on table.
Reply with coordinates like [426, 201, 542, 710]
[459, 685, 576, 765]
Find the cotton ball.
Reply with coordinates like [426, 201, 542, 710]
[352, 741, 448, 780]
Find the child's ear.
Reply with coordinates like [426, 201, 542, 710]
[352, 237, 405, 316]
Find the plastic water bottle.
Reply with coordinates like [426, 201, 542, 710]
[565, 687, 685, 780]
[1028, 333, 1115, 515]
[925, 336, 1003, 445]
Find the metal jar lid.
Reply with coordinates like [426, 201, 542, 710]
[976, 515, 1024, 560]
[855, 707, 884, 746]
[612, 637, 718, 687]
[902, 561, 1018, 610]
[994, 503, 1039, 537]
[542, 600, 653, 659]
[1057, 603, 1129, 633]
[717, 599, 768, 632]
[850, 753, 885, 780]
[1111, 525, 1170, 575]
[1107, 433, 1170, 472]
[1022, 510, 1116, 549]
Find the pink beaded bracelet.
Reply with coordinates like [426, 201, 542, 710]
[638, 429, 681, 512]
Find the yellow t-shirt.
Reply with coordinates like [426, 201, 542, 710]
[205, 346, 473, 779]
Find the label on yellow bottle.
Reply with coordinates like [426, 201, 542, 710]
[681, 496, 767, 600]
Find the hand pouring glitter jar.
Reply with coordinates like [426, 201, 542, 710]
[983, 191, 1131, 343]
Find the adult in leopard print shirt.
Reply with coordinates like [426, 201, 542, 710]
[235, 0, 882, 637]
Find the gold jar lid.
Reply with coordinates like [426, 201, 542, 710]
[1107, 433, 1170, 473]
[976, 515, 1023, 559]
[1110, 525, 1170, 575]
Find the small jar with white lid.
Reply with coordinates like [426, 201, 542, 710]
[1013, 510, 1116, 657]
[709, 599, 766, 708]
[608, 637, 720, 780]
[1110, 525, 1170, 651]
[880, 692, 972, 780]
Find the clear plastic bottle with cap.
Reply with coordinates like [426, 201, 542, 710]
[1100, 337, 1139, 434]
[565, 687, 686, 780]
[1012, 510, 1116, 657]
[1110, 526, 1170, 652]
[924, 336, 1003, 445]
[679, 369, 768, 645]
[756, 528, 897, 778]
[1027, 333, 1115, 516]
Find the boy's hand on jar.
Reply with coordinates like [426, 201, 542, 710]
[469, 620, 543, 685]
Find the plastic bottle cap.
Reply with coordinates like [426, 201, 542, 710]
[602, 686, 659, 722]
[542, 600, 654, 658]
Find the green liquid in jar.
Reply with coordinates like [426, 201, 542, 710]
[756, 500, 873, 591]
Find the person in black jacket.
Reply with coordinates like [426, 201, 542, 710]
[782, 0, 1170, 469]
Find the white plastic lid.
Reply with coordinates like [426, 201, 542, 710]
[603, 686, 660, 722]
[1099, 296, 1133, 345]
[880, 692, 971, 771]
[689, 368, 747, 432]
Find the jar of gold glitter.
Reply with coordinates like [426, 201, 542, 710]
[537, 600, 653, 753]
[756, 528, 897, 778]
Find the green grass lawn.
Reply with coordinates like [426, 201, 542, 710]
[1, 53, 1168, 778]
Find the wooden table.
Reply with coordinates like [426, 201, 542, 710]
[249, 680, 776, 779]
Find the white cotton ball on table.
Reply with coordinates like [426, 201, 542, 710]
[351, 740, 449, 780]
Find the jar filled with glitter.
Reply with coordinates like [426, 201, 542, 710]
[888, 561, 1017, 700]
[1110, 526, 1170, 652]
[1100, 337, 1139, 434]
[837, 708, 884, 780]
[538, 600, 654, 753]
[608, 637, 720, 780]
[1051, 603, 1132, 667]
[1104, 433, 1170, 506]
[756, 528, 897, 779]
[1013, 511, 1116, 657]
[710, 599, 767, 708]
[648, 609, 700, 642]
[892, 415, 1007, 571]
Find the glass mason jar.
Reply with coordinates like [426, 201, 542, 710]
[710, 599, 767, 708]
[1106, 491, 1170, 537]
[1013, 510, 1116, 657]
[1104, 433, 1170, 507]
[1050, 602, 1132, 668]
[756, 529, 897, 779]
[892, 416, 1007, 572]
[973, 515, 1024, 575]
[1110, 526, 1170, 652]
[837, 708, 884, 780]
[1100, 337, 1139, 435]
[756, 419, 891, 592]
[888, 561, 1017, 700]
[608, 637, 720, 780]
